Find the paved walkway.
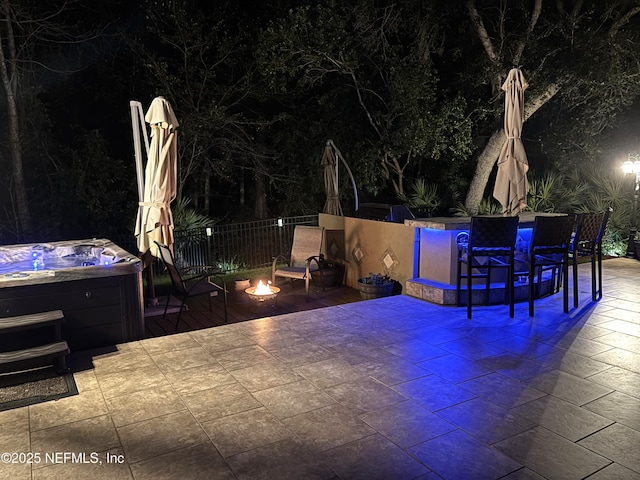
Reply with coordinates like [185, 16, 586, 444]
[1, 258, 639, 479]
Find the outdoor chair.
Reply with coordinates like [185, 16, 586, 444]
[520, 215, 576, 317]
[154, 241, 227, 330]
[569, 209, 611, 307]
[272, 225, 324, 299]
[456, 216, 519, 319]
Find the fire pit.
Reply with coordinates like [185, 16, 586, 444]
[245, 280, 280, 306]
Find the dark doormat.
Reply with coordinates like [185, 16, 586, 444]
[0, 368, 78, 412]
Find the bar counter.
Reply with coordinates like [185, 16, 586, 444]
[405, 213, 566, 305]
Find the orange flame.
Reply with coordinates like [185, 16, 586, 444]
[254, 280, 273, 295]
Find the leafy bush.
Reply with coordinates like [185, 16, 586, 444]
[215, 255, 247, 273]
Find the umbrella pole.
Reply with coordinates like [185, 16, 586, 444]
[140, 251, 159, 306]
[328, 140, 359, 212]
[145, 264, 159, 306]
[131, 100, 159, 306]
[130, 101, 149, 202]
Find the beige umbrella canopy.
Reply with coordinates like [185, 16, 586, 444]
[493, 68, 529, 216]
[321, 140, 343, 216]
[135, 96, 179, 260]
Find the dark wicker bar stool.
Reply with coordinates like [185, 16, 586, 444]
[522, 215, 576, 317]
[456, 216, 519, 319]
[570, 209, 611, 307]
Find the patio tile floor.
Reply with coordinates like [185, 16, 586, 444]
[2, 257, 640, 479]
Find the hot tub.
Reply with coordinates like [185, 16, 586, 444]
[0, 239, 143, 351]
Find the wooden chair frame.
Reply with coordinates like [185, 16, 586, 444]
[272, 226, 324, 299]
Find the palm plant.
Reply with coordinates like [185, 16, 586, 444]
[452, 197, 502, 216]
[399, 179, 441, 217]
[170, 197, 215, 267]
[527, 165, 631, 256]
[172, 197, 213, 231]
[526, 173, 568, 213]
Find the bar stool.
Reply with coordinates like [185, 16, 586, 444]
[524, 215, 576, 317]
[456, 216, 519, 319]
[570, 209, 611, 307]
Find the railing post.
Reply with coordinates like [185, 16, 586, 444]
[206, 227, 212, 267]
[277, 217, 284, 259]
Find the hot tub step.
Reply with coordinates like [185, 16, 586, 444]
[0, 310, 64, 333]
[0, 341, 70, 374]
[0, 310, 68, 374]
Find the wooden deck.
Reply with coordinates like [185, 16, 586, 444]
[144, 281, 364, 339]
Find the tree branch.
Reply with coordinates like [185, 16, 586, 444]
[513, 0, 542, 66]
[466, 0, 498, 64]
[570, 0, 584, 18]
[322, 52, 385, 141]
[524, 83, 560, 121]
[610, 6, 640, 37]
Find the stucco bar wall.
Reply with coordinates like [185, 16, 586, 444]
[318, 214, 417, 292]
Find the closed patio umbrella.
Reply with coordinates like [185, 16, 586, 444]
[135, 96, 179, 262]
[493, 68, 529, 216]
[320, 139, 359, 214]
[321, 140, 343, 216]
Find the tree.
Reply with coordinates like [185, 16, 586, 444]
[257, 1, 473, 199]
[458, 0, 640, 214]
[0, 0, 130, 241]
[132, 1, 280, 219]
[1, 0, 35, 239]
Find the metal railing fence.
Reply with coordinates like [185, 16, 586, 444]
[114, 215, 319, 271]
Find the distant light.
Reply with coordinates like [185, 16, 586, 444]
[277, 218, 284, 227]
[623, 154, 640, 174]
[206, 227, 212, 237]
